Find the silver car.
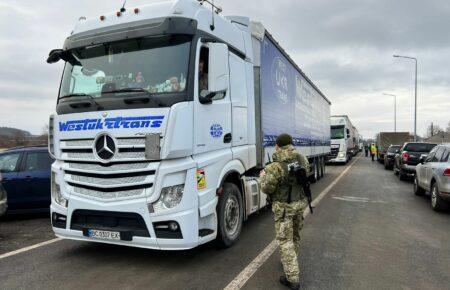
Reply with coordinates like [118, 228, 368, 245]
[414, 144, 450, 211]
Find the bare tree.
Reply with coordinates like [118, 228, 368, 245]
[426, 123, 443, 138]
[446, 121, 450, 133]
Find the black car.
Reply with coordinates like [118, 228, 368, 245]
[0, 146, 53, 214]
[384, 145, 402, 170]
[394, 142, 437, 180]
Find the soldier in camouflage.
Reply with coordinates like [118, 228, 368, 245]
[259, 133, 309, 290]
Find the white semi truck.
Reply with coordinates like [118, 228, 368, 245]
[329, 115, 357, 164]
[47, 0, 331, 250]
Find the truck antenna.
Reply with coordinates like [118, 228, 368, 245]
[120, 1, 127, 13]
[197, 0, 222, 31]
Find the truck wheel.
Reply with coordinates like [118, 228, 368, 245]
[310, 159, 318, 183]
[431, 183, 448, 212]
[216, 183, 244, 248]
[413, 176, 425, 196]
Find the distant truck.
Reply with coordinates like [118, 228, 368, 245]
[376, 132, 411, 163]
[329, 115, 357, 164]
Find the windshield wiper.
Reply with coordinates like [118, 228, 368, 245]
[102, 88, 161, 106]
[102, 88, 151, 95]
[59, 93, 103, 110]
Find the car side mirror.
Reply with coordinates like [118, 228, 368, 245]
[200, 42, 229, 105]
[419, 154, 428, 164]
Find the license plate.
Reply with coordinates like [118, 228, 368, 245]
[87, 229, 120, 240]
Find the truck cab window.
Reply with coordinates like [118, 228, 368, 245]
[199, 47, 209, 94]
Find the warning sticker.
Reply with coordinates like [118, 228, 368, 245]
[197, 169, 206, 190]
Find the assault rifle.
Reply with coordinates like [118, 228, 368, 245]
[293, 167, 314, 213]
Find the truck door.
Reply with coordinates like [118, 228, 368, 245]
[228, 52, 248, 147]
[194, 43, 232, 154]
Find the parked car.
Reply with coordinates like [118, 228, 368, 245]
[0, 183, 6, 217]
[384, 144, 402, 170]
[414, 144, 450, 211]
[394, 142, 437, 180]
[0, 146, 53, 214]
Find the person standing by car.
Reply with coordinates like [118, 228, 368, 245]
[364, 143, 369, 157]
[259, 134, 309, 290]
[370, 143, 377, 161]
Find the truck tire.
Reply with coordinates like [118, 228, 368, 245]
[320, 157, 325, 178]
[430, 182, 448, 212]
[310, 159, 318, 183]
[216, 182, 244, 248]
[413, 176, 425, 196]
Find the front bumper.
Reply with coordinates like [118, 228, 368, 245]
[51, 195, 199, 250]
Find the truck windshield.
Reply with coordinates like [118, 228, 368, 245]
[59, 35, 191, 107]
[331, 126, 345, 139]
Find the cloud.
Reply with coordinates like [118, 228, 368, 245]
[0, 0, 448, 137]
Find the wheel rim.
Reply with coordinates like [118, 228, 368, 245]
[314, 163, 318, 179]
[224, 195, 240, 236]
[414, 178, 418, 192]
[431, 185, 437, 208]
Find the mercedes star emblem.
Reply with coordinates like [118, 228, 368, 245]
[94, 134, 116, 161]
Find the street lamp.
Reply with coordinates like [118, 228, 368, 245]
[383, 93, 397, 132]
[393, 54, 417, 141]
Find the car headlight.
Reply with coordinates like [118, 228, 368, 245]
[51, 173, 67, 208]
[151, 184, 184, 212]
[338, 152, 345, 158]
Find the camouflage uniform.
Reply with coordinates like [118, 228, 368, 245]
[259, 144, 309, 284]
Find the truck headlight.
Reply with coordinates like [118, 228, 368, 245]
[151, 184, 184, 212]
[338, 152, 345, 158]
[51, 173, 67, 208]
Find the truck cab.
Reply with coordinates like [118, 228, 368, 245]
[329, 115, 354, 164]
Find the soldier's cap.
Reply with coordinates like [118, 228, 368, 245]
[276, 133, 293, 147]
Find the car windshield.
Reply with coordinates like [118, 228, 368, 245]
[403, 143, 437, 152]
[59, 35, 191, 103]
[387, 146, 401, 153]
[331, 125, 345, 139]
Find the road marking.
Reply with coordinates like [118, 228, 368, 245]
[0, 238, 62, 260]
[224, 158, 358, 290]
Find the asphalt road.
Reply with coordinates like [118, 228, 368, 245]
[1, 155, 449, 290]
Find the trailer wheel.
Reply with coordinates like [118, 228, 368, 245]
[320, 157, 325, 178]
[216, 183, 244, 248]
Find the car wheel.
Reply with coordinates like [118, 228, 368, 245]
[430, 183, 448, 212]
[216, 183, 244, 248]
[384, 160, 389, 170]
[413, 176, 425, 196]
[398, 170, 406, 180]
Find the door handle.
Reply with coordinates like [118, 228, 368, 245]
[223, 133, 232, 144]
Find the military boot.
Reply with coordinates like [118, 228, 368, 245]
[279, 275, 300, 290]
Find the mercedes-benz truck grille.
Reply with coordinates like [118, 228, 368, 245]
[59, 137, 158, 201]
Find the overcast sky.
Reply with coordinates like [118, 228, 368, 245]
[0, 0, 449, 138]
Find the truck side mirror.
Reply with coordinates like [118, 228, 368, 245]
[199, 43, 229, 105]
[47, 49, 64, 64]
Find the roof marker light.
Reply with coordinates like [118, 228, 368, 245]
[100, 15, 105, 21]
[134, 8, 140, 14]
[116, 11, 122, 17]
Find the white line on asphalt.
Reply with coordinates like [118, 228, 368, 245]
[0, 238, 62, 260]
[224, 158, 359, 290]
